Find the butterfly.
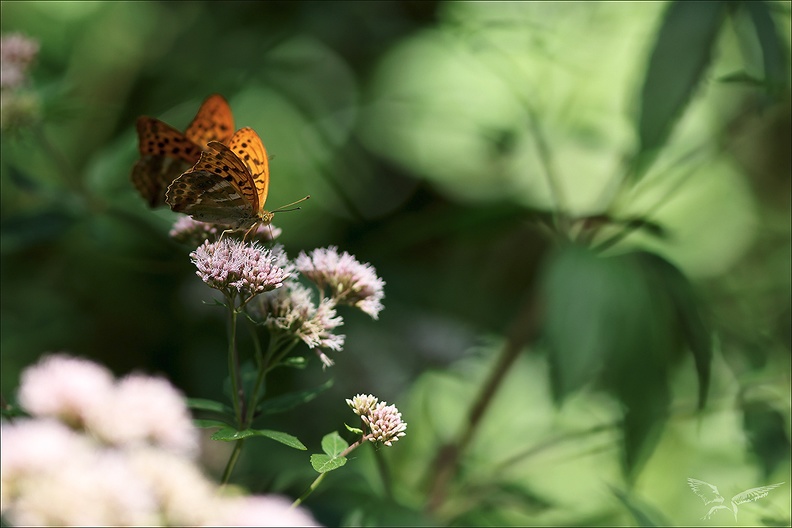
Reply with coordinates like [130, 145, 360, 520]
[131, 94, 234, 207]
[165, 127, 308, 236]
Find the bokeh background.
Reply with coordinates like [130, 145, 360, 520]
[1, 1, 790, 526]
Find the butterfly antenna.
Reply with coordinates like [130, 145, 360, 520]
[272, 195, 310, 214]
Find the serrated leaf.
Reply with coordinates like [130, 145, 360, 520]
[321, 431, 349, 457]
[634, 0, 728, 178]
[310, 453, 347, 473]
[186, 398, 232, 414]
[258, 378, 333, 416]
[210, 427, 306, 450]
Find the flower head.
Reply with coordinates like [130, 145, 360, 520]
[1, 33, 39, 91]
[170, 217, 281, 246]
[190, 239, 291, 299]
[296, 246, 385, 319]
[250, 281, 345, 365]
[363, 401, 407, 447]
[346, 394, 406, 447]
[346, 394, 379, 417]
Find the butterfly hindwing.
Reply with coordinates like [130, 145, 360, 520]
[166, 141, 259, 229]
[132, 117, 202, 207]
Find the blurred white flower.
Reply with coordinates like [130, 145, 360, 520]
[208, 495, 321, 527]
[17, 353, 115, 428]
[86, 374, 199, 456]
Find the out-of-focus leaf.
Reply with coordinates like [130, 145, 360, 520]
[742, 400, 791, 479]
[186, 397, 232, 414]
[210, 427, 307, 450]
[541, 245, 624, 402]
[257, 378, 333, 416]
[634, 0, 727, 177]
[0, 210, 76, 254]
[610, 485, 673, 527]
[193, 419, 229, 429]
[744, 1, 790, 97]
[541, 245, 682, 479]
[636, 252, 712, 409]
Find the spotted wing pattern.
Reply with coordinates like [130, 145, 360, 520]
[131, 94, 235, 208]
[184, 94, 234, 149]
[166, 135, 260, 230]
[226, 127, 269, 213]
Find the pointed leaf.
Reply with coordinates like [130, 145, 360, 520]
[186, 398, 232, 414]
[210, 427, 306, 450]
[258, 378, 334, 416]
[634, 0, 728, 177]
[344, 423, 364, 435]
[745, 1, 789, 97]
[193, 419, 231, 429]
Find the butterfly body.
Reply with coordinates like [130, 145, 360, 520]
[132, 94, 234, 207]
[166, 127, 279, 233]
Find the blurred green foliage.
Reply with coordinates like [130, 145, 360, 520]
[1, 1, 790, 526]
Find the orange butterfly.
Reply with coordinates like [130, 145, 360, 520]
[131, 94, 234, 207]
[166, 127, 308, 236]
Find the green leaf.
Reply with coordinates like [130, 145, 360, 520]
[186, 398, 232, 414]
[258, 378, 334, 416]
[193, 419, 231, 429]
[344, 423, 364, 435]
[636, 253, 712, 410]
[634, 0, 728, 177]
[210, 427, 307, 450]
[310, 453, 347, 473]
[540, 246, 680, 480]
[609, 485, 673, 527]
[321, 431, 349, 457]
[742, 400, 791, 479]
[744, 1, 790, 97]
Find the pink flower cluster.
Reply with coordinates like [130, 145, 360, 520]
[346, 394, 407, 447]
[1, 33, 38, 90]
[190, 239, 292, 298]
[296, 246, 385, 319]
[1, 354, 320, 527]
[170, 216, 282, 246]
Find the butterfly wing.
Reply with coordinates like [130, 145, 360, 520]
[227, 127, 269, 214]
[166, 141, 259, 229]
[131, 116, 203, 207]
[731, 483, 785, 505]
[184, 94, 235, 149]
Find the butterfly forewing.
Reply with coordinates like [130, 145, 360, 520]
[184, 94, 235, 149]
[227, 127, 270, 214]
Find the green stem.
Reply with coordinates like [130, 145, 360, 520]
[221, 438, 246, 486]
[292, 438, 367, 508]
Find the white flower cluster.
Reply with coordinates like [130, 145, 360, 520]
[1, 354, 320, 527]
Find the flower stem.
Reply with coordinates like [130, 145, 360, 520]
[425, 291, 539, 513]
[221, 438, 246, 486]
